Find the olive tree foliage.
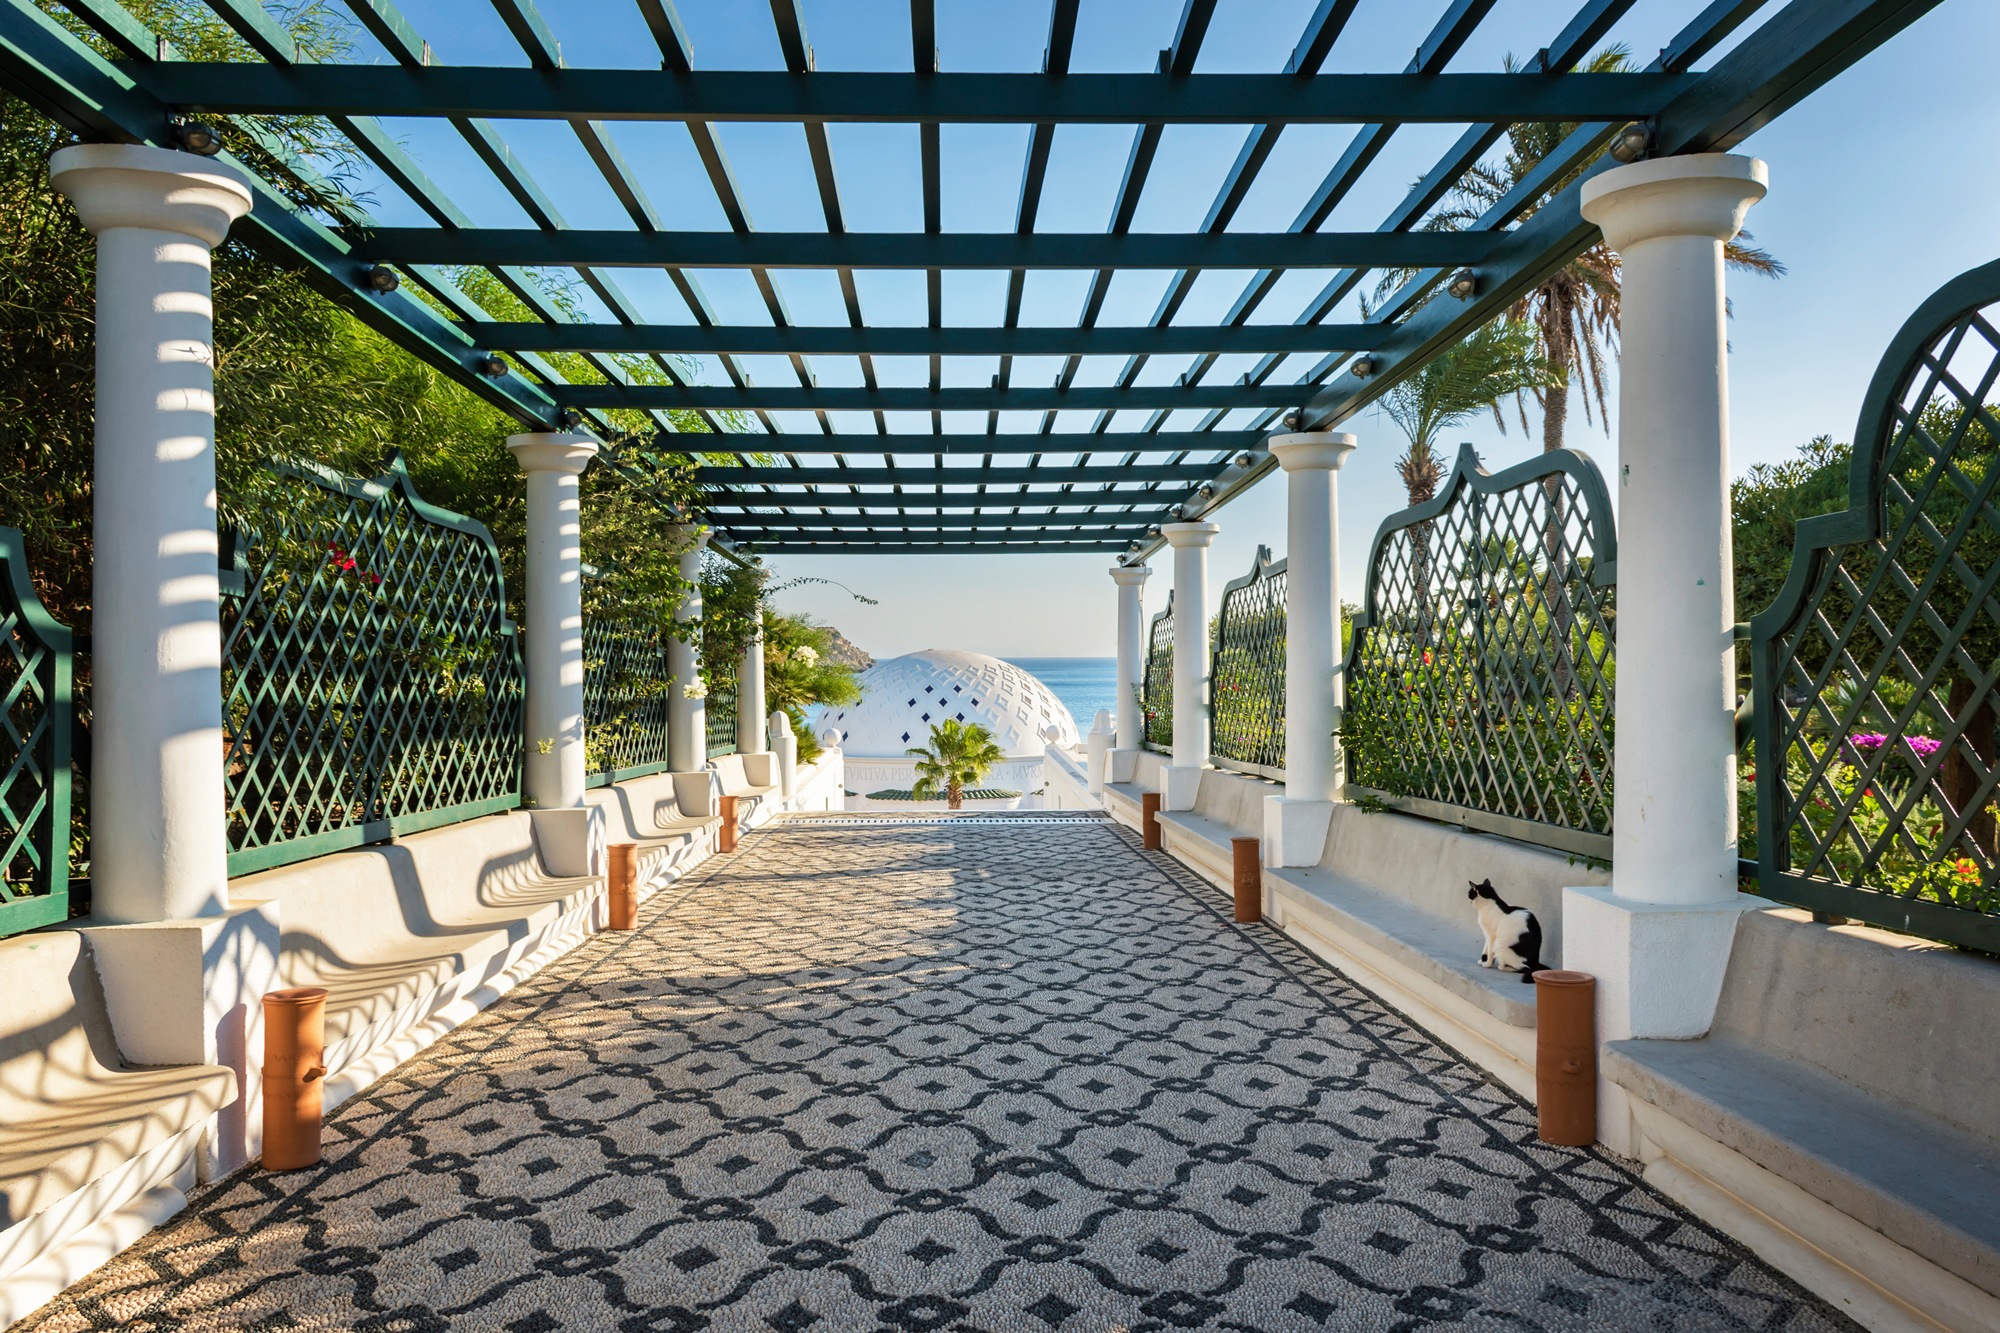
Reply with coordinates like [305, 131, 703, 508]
[1, 0, 727, 634]
[700, 556, 867, 763]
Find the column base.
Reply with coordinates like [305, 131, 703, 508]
[1162, 765, 1204, 811]
[528, 806, 607, 878]
[1107, 749, 1140, 785]
[1561, 885, 1772, 1155]
[81, 904, 282, 1177]
[1262, 796, 1334, 867]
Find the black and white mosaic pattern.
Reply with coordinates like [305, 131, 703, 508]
[20, 818, 1852, 1331]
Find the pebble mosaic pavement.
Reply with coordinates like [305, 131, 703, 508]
[18, 814, 1854, 1332]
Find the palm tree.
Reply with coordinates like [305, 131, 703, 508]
[1424, 45, 1784, 455]
[908, 718, 1005, 810]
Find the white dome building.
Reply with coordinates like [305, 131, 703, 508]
[821, 649, 1080, 796]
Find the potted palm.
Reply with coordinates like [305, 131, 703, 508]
[908, 718, 1005, 810]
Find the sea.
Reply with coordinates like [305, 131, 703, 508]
[1006, 657, 1120, 733]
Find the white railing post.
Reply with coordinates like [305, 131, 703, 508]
[1263, 431, 1356, 866]
[1566, 153, 1771, 1154]
[1108, 563, 1150, 786]
[508, 432, 603, 877]
[666, 524, 710, 776]
[1160, 521, 1218, 810]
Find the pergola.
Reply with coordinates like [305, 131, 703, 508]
[0, 0, 1938, 559]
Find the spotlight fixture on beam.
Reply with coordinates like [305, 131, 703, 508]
[1233, 452, 1254, 467]
[362, 265, 400, 294]
[1446, 269, 1479, 300]
[1350, 356, 1377, 379]
[556, 408, 583, 429]
[169, 117, 223, 156]
[1198, 483, 1217, 499]
[476, 353, 509, 378]
[1282, 410, 1305, 430]
[1608, 122, 1651, 164]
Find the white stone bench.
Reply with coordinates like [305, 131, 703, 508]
[0, 929, 233, 1324]
[1604, 908, 2000, 1330]
[588, 771, 719, 891]
[1153, 768, 1276, 888]
[1265, 804, 1608, 1095]
[710, 752, 780, 826]
[229, 810, 606, 1109]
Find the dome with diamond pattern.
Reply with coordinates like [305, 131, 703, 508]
[819, 649, 1079, 759]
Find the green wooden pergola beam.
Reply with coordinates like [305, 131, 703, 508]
[658, 430, 1263, 454]
[562, 382, 1299, 411]
[135, 65, 1695, 125]
[361, 228, 1500, 272]
[699, 463, 1221, 486]
[713, 509, 1178, 529]
[462, 323, 1387, 357]
[701, 491, 1181, 510]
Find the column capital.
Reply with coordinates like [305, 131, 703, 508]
[1267, 431, 1358, 472]
[1160, 520, 1220, 550]
[505, 431, 598, 475]
[665, 522, 712, 551]
[1580, 153, 1766, 252]
[50, 144, 252, 247]
[1109, 564, 1151, 587]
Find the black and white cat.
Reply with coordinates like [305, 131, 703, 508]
[1468, 879, 1547, 983]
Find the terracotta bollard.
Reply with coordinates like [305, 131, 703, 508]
[718, 793, 740, 853]
[1141, 791, 1162, 850]
[263, 987, 330, 1171]
[607, 842, 639, 929]
[1231, 836, 1262, 923]
[1533, 970, 1597, 1147]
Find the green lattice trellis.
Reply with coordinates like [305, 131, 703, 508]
[705, 651, 739, 760]
[0, 529, 73, 939]
[1210, 546, 1287, 778]
[1142, 594, 1174, 753]
[219, 453, 524, 875]
[1342, 443, 1617, 857]
[582, 585, 673, 785]
[1750, 259, 2000, 952]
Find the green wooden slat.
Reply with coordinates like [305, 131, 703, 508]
[0, 526, 74, 940]
[133, 65, 1697, 125]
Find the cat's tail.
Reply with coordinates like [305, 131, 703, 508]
[1518, 961, 1548, 984]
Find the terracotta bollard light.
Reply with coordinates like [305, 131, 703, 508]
[718, 793, 740, 853]
[1231, 836, 1262, 923]
[607, 842, 639, 930]
[1533, 970, 1598, 1146]
[263, 987, 330, 1170]
[1141, 791, 1163, 850]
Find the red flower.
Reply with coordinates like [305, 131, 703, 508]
[369, 573, 382, 586]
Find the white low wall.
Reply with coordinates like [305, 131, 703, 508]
[843, 755, 1046, 796]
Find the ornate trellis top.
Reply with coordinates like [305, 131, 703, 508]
[0, 0, 1932, 554]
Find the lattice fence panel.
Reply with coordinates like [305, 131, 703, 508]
[1142, 596, 1174, 752]
[582, 601, 673, 784]
[0, 529, 73, 939]
[705, 647, 739, 759]
[1342, 444, 1617, 855]
[1751, 263, 2000, 951]
[219, 454, 524, 874]
[1210, 548, 1287, 775]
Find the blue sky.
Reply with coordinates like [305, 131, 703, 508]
[358, 0, 2000, 658]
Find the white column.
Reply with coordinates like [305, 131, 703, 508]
[53, 145, 279, 1177]
[506, 433, 604, 877]
[51, 144, 251, 924]
[1262, 432, 1356, 866]
[738, 615, 768, 755]
[667, 524, 710, 774]
[1110, 564, 1150, 753]
[1566, 153, 1771, 1155]
[508, 433, 596, 810]
[1160, 521, 1218, 810]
